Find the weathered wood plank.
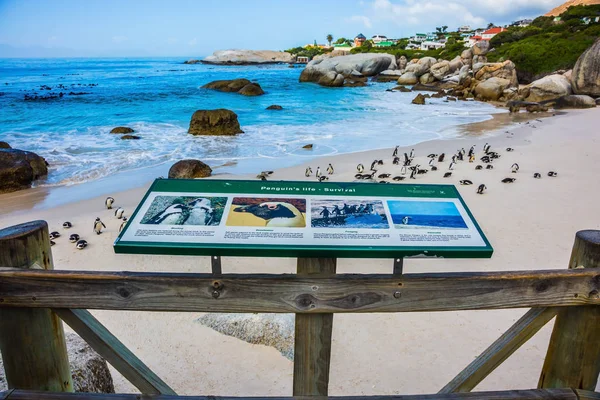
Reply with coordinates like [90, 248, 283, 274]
[0, 222, 73, 392]
[575, 389, 600, 400]
[1, 390, 14, 400]
[293, 258, 336, 396]
[0, 269, 598, 313]
[539, 230, 600, 391]
[54, 309, 176, 395]
[2, 388, 580, 399]
[440, 307, 558, 393]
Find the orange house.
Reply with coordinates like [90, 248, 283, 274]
[354, 33, 366, 47]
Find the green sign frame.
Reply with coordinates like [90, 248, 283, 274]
[114, 179, 493, 259]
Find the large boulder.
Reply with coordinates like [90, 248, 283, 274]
[520, 74, 572, 102]
[169, 159, 213, 179]
[397, 55, 408, 70]
[300, 53, 397, 86]
[571, 38, 600, 97]
[554, 95, 597, 109]
[412, 93, 427, 105]
[448, 56, 464, 74]
[430, 61, 450, 81]
[1, 333, 114, 393]
[419, 73, 434, 84]
[0, 141, 10, 149]
[474, 77, 511, 101]
[266, 104, 283, 110]
[377, 70, 404, 82]
[202, 49, 294, 65]
[318, 71, 345, 87]
[405, 57, 437, 77]
[202, 79, 264, 96]
[397, 72, 418, 85]
[0, 148, 48, 194]
[109, 127, 134, 134]
[472, 41, 490, 56]
[474, 61, 518, 88]
[188, 109, 243, 136]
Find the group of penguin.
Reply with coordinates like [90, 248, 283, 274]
[48, 196, 129, 251]
[304, 164, 335, 182]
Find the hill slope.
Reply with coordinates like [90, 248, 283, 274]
[545, 0, 600, 16]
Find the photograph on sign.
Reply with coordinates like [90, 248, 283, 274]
[310, 199, 389, 229]
[388, 200, 468, 230]
[140, 196, 227, 226]
[227, 198, 306, 228]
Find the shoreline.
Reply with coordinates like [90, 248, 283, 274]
[0, 106, 551, 217]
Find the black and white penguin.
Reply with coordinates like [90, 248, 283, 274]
[357, 164, 364, 173]
[427, 153, 437, 159]
[327, 164, 334, 175]
[393, 146, 399, 157]
[76, 239, 88, 250]
[431, 166, 438, 171]
[93, 218, 106, 234]
[409, 149, 415, 159]
[477, 184, 486, 194]
[483, 143, 490, 154]
[449, 161, 456, 170]
[316, 167, 322, 178]
[534, 173, 541, 179]
[185, 198, 214, 226]
[49, 231, 60, 240]
[305, 167, 312, 177]
[69, 234, 80, 243]
[438, 153, 445, 162]
[475, 165, 483, 170]
[428, 157, 436, 166]
[379, 181, 389, 184]
[235, 202, 305, 227]
[460, 148, 466, 156]
[444, 172, 452, 178]
[451, 154, 457, 163]
[468, 146, 475, 157]
[50, 240, 56, 247]
[370, 160, 378, 171]
[548, 171, 558, 177]
[119, 217, 128, 232]
[506, 148, 514, 152]
[486, 165, 494, 170]
[377, 160, 384, 166]
[261, 171, 274, 176]
[501, 177, 516, 183]
[393, 176, 406, 181]
[115, 207, 125, 219]
[105, 197, 115, 210]
[147, 204, 189, 225]
[410, 168, 416, 179]
[378, 173, 391, 179]
[511, 163, 520, 173]
[459, 180, 473, 185]
[400, 165, 407, 175]
[62, 221, 72, 229]
[457, 152, 464, 161]
[318, 176, 329, 182]
[393, 157, 400, 165]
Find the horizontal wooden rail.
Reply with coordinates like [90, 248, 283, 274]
[0, 269, 599, 313]
[1, 388, 597, 399]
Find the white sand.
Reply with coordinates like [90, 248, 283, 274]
[1, 108, 599, 395]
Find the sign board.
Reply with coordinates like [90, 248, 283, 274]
[114, 179, 493, 258]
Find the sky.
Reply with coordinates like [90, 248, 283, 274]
[0, 0, 567, 58]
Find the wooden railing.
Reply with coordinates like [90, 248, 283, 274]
[0, 221, 599, 399]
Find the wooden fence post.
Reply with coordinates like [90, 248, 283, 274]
[293, 258, 336, 396]
[0, 221, 73, 392]
[539, 230, 600, 390]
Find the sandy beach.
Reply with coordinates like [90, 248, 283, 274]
[1, 107, 599, 395]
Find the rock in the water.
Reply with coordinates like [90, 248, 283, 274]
[188, 109, 244, 136]
[405, 57, 437, 77]
[419, 73, 434, 84]
[474, 77, 511, 101]
[571, 38, 600, 97]
[430, 61, 450, 81]
[110, 127, 134, 134]
[472, 40, 490, 56]
[196, 313, 294, 360]
[390, 86, 412, 92]
[202, 49, 294, 65]
[377, 69, 404, 82]
[397, 72, 418, 85]
[318, 71, 345, 87]
[300, 53, 397, 87]
[0, 148, 48, 194]
[1, 333, 115, 393]
[168, 159, 212, 179]
[302, 144, 313, 149]
[412, 83, 443, 92]
[554, 95, 597, 109]
[520, 74, 572, 102]
[0, 141, 10, 149]
[412, 93, 427, 105]
[448, 56, 464, 74]
[202, 79, 264, 96]
[474, 61, 518, 88]
[120, 135, 141, 140]
[266, 105, 283, 110]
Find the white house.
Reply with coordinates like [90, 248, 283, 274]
[481, 27, 506, 40]
[410, 33, 427, 43]
[458, 25, 471, 32]
[420, 41, 445, 51]
[371, 34, 388, 44]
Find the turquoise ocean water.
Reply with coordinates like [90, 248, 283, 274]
[0, 57, 503, 187]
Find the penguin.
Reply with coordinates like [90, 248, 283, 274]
[318, 176, 329, 182]
[469, 155, 475, 163]
[147, 204, 189, 225]
[257, 173, 268, 181]
[444, 172, 452, 178]
[459, 180, 473, 185]
[486, 165, 494, 170]
[119, 217, 128, 232]
[511, 163, 520, 173]
[69, 234, 80, 243]
[457, 152, 464, 161]
[501, 178, 516, 183]
[50, 240, 56, 247]
[76, 239, 88, 250]
[481, 155, 491, 163]
[261, 171, 274, 176]
[427, 153, 437, 159]
[477, 184, 486, 194]
[483, 143, 490, 154]
[409, 149, 415, 159]
[234, 202, 305, 227]
[49, 231, 60, 240]
[475, 165, 483, 170]
[305, 167, 312, 177]
[506, 148, 514, 152]
[393, 157, 400, 165]
[449, 161, 455, 170]
[105, 197, 115, 209]
[327, 163, 334, 175]
[93, 218, 106, 234]
[379, 181, 389, 184]
[357, 164, 364, 173]
[438, 153, 445, 162]
[400, 165, 407, 175]
[468, 146, 475, 157]
[377, 160, 384, 166]
[431, 166, 438, 171]
[451, 155, 457, 163]
[393, 146, 399, 157]
[409, 168, 416, 179]
[548, 171, 558, 177]
[316, 167, 322, 178]
[355, 173, 363, 180]
[460, 148, 466, 156]
[393, 176, 406, 181]
[534, 173, 541, 179]
[62, 221, 72, 229]
[378, 173, 391, 179]
[370, 160, 378, 171]
[402, 216, 411, 225]
[115, 207, 125, 219]
[185, 198, 214, 226]
[404, 153, 410, 164]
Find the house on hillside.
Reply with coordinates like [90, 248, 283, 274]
[354, 33, 366, 47]
[410, 33, 427, 43]
[371, 34, 388, 44]
[332, 43, 352, 53]
[296, 56, 309, 63]
[467, 35, 483, 47]
[511, 19, 533, 27]
[374, 41, 395, 48]
[582, 16, 600, 24]
[420, 41, 445, 51]
[458, 25, 471, 32]
[481, 27, 506, 40]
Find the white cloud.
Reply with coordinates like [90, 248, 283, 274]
[189, 38, 197, 46]
[347, 15, 373, 28]
[112, 36, 128, 43]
